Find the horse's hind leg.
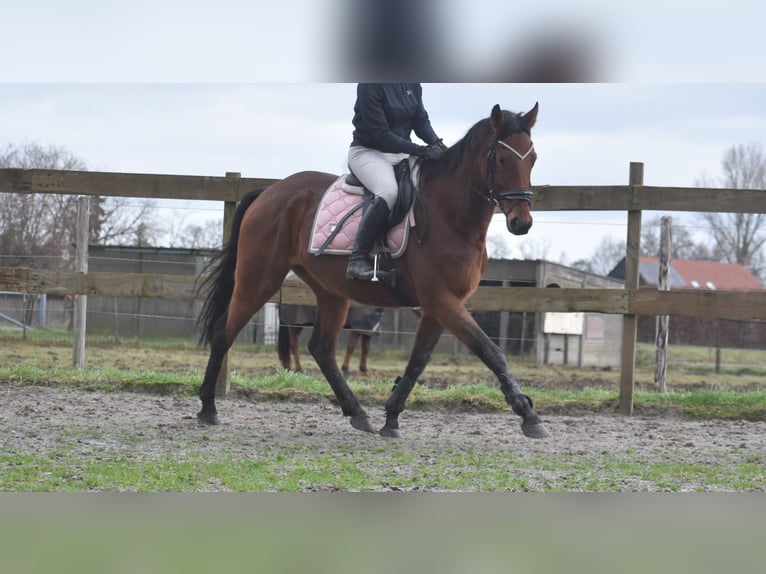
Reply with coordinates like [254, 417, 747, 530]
[198, 266, 289, 425]
[198, 315, 229, 425]
[380, 313, 444, 438]
[308, 294, 375, 433]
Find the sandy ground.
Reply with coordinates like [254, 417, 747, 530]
[1, 383, 764, 491]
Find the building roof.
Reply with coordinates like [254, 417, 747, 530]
[610, 257, 764, 291]
[636, 258, 687, 289]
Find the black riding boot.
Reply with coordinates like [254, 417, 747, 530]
[346, 197, 390, 280]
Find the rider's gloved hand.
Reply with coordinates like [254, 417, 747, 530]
[419, 144, 445, 161]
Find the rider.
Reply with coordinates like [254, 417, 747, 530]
[346, 83, 447, 281]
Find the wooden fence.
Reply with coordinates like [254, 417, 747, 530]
[2, 164, 765, 414]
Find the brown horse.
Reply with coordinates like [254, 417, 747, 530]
[197, 103, 549, 439]
[277, 304, 383, 374]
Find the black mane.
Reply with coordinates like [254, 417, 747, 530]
[419, 110, 529, 185]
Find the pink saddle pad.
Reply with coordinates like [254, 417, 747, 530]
[308, 175, 412, 258]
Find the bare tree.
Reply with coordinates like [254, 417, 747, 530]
[96, 196, 161, 247]
[0, 142, 162, 266]
[641, 216, 711, 260]
[177, 219, 223, 249]
[577, 235, 626, 276]
[486, 231, 512, 259]
[695, 143, 766, 280]
[0, 142, 86, 171]
[517, 236, 552, 261]
[162, 210, 223, 250]
[0, 143, 89, 269]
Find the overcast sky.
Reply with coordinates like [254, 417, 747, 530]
[2, 1, 765, 265]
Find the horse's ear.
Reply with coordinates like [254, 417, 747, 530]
[490, 104, 504, 132]
[521, 102, 539, 130]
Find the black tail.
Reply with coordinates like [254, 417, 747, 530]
[277, 324, 291, 368]
[196, 187, 267, 346]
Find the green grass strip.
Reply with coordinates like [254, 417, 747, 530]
[1, 364, 764, 420]
[2, 447, 763, 492]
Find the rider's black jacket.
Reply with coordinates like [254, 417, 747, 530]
[350, 83, 440, 155]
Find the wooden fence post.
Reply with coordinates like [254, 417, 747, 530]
[73, 196, 90, 369]
[654, 216, 672, 391]
[215, 172, 240, 398]
[619, 162, 643, 415]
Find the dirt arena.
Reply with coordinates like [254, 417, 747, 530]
[2, 383, 763, 491]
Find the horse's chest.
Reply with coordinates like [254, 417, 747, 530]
[427, 258, 482, 299]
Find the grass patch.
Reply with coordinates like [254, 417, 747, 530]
[0, 447, 419, 492]
[3, 446, 763, 492]
[1, 333, 764, 420]
[0, 364, 199, 395]
[2, 360, 764, 420]
[637, 387, 766, 420]
[683, 364, 766, 377]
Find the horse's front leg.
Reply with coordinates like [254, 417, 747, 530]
[438, 303, 549, 439]
[381, 313, 444, 438]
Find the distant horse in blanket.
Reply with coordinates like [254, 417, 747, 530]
[278, 304, 383, 375]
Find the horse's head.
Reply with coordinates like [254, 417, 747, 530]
[488, 103, 538, 235]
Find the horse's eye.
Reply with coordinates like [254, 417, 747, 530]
[498, 157, 507, 166]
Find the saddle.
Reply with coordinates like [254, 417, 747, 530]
[309, 158, 418, 258]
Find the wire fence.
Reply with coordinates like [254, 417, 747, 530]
[3, 290, 765, 381]
[1, 198, 765, 377]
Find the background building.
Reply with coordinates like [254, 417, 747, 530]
[609, 257, 766, 349]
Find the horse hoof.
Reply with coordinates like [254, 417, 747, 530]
[197, 411, 219, 426]
[379, 426, 403, 439]
[350, 414, 376, 434]
[521, 421, 550, 439]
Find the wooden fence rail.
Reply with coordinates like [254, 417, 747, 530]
[2, 168, 766, 213]
[2, 269, 765, 319]
[2, 165, 765, 414]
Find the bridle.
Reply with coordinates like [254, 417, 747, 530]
[470, 139, 535, 207]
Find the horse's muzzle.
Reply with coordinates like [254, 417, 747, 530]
[508, 215, 533, 235]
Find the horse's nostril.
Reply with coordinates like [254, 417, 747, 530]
[508, 215, 531, 235]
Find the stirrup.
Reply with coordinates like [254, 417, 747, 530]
[371, 254, 381, 282]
